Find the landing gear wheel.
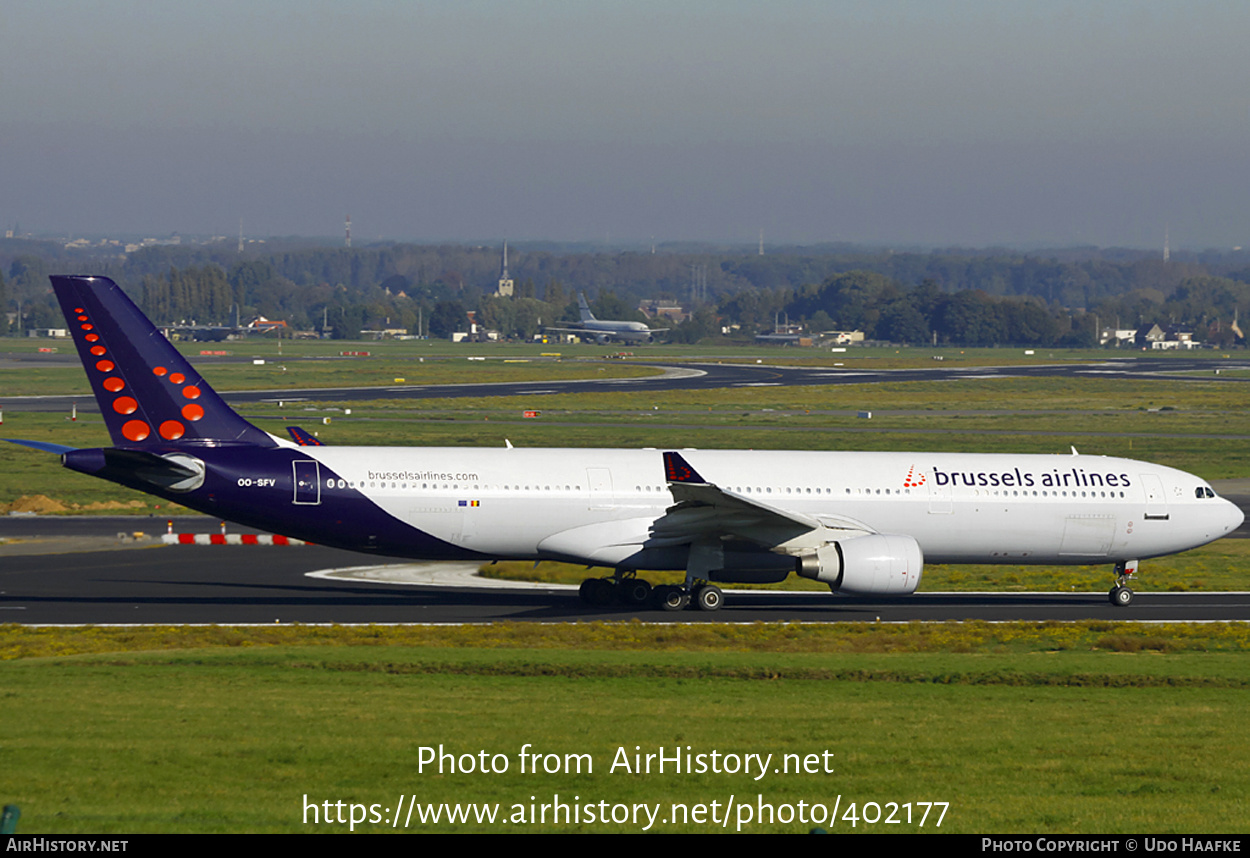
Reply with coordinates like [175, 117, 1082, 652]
[1109, 585, 1134, 607]
[579, 577, 616, 606]
[578, 578, 596, 604]
[655, 585, 689, 612]
[619, 578, 652, 605]
[693, 584, 723, 612]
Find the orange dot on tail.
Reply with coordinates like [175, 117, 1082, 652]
[77, 315, 89, 322]
[95, 360, 115, 372]
[153, 366, 167, 376]
[103, 378, 125, 393]
[113, 397, 138, 415]
[182, 403, 204, 422]
[122, 420, 150, 442]
[182, 385, 201, 399]
[169, 373, 185, 384]
[85, 334, 99, 342]
[74, 308, 84, 314]
[159, 420, 185, 440]
[80, 323, 93, 331]
[90, 345, 106, 356]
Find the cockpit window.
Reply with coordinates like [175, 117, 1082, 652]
[1196, 487, 1216, 498]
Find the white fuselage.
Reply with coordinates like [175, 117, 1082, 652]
[289, 446, 1242, 569]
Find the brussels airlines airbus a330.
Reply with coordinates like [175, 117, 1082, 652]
[9, 276, 1242, 611]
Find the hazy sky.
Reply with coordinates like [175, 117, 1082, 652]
[3, 0, 1248, 248]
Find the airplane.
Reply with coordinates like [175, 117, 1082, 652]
[5, 275, 1243, 612]
[543, 293, 669, 344]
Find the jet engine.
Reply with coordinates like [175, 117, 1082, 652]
[795, 533, 923, 595]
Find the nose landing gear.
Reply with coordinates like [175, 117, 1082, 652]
[1108, 559, 1139, 606]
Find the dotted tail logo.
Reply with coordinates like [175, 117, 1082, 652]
[902, 466, 927, 489]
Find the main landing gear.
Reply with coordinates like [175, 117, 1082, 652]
[577, 571, 724, 612]
[1108, 559, 1139, 607]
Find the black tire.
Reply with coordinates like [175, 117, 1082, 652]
[1113, 586, 1134, 607]
[590, 577, 616, 605]
[578, 578, 596, 604]
[694, 584, 723, 612]
[655, 585, 689, 612]
[620, 578, 652, 605]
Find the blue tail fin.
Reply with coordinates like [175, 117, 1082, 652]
[51, 275, 274, 448]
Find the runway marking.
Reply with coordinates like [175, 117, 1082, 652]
[307, 563, 575, 590]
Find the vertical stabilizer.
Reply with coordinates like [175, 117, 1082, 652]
[577, 292, 596, 323]
[51, 276, 274, 448]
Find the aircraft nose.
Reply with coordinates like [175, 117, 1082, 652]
[1223, 498, 1246, 535]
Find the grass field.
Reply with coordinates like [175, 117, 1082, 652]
[1, 623, 1248, 833]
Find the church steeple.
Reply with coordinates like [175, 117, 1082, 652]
[496, 241, 514, 297]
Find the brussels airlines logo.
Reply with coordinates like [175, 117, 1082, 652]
[902, 466, 927, 488]
[929, 465, 1132, 489]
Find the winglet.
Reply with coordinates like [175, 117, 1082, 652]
[663, 451, 707, 484]
[286, 426, 325, 446]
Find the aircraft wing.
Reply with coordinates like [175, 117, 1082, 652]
[652, 451, 870, 550]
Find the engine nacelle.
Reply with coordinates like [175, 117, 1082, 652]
[796, 533, 924, 595]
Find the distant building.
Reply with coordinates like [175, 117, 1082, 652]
[1135, 323, 1199, 349]
[1100, 328, 1138, 347]
[1135, 324, 1166, 348]
[638, 299, 688, 323]
[496, 242, 514, 297]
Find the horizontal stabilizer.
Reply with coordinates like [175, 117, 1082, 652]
[3, 439, 78, 455]
[63, 447, 206, 492]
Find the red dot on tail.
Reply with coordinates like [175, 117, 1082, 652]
[153, 366, 167, 376]
[182, 404, 204, 422]
[103, 378, 125, 393]
[182, 385, 201, 399]
[159, 420, 185, 440]
[113, 397, 138, 415]
[122, 420, 150, 442]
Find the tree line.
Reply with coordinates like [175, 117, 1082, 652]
[3, 237, 1249, 344]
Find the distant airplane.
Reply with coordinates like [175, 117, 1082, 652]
[543, 293, 669, 344]
[159, 314, 287, 342]
[4, 276, 1243, 612]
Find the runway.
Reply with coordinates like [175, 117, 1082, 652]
[4, 355, 1250, 413]
[2, 537, 1249, 624]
